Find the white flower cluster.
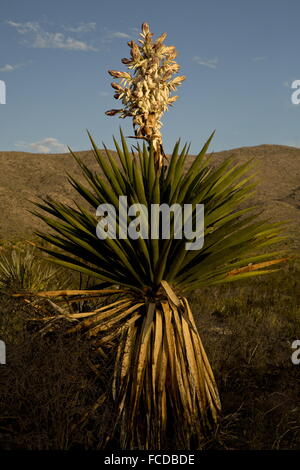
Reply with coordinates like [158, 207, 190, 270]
[105, 22, 185, 168]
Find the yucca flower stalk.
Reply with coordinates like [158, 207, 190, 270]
[14, 23, 288, 449]
[105, 22, 185, 170]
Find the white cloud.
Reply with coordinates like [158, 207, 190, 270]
[7, 20, 98, 51]
[252, 56, 265, 62]
[63, 22, 96, 33]
[129, 27, 140, 35]
[7, 20, 40, 34]
[0, 62, 28, 72]
[192, 56, 218, 69]
[100, 28, 132, 45]
[33, 33, 97, 51]
[15, 138, 68, 153]
[109, 31, 131, 39]
[284, 141, 300, 148]
[0, 64, 15, 72]
[7, 20, 132, 51]
[0, 64, 17, 72]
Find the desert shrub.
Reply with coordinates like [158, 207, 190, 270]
[0, 244, 68, 293]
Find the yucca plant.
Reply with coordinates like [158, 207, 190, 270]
[0, 244, 64, 293]
[15, 23, 288, 449]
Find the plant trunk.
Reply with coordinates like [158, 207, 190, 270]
[111, 296, 221, 449]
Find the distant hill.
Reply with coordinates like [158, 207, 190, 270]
[0, 144, 299, 249]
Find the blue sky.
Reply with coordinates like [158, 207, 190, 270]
[0, 0, 300, 154]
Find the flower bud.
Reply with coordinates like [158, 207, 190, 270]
[141, 22, 150, 36]
[160, 45, 176, 56]
[108, 69, 121, 78]
[168, 95, 178, 105]
[168, 75, 186, 90]
[105, 109, 121, 116]
[169, 63, 180, 73]
[121, 58, 133, 65]
[155, 32, 167, 45]
[111, 82, 124, 92]
[108, 70, 132, 79]
[130, 42, 141, 61]
[162, 70, 173, 81]
[153, 43, 163, 53]
[174, 75, 186, 84]
[167, 51, 178, 61]
[144, 32, 153, 44]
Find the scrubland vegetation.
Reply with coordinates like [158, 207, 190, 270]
[0, 242, 299, 450]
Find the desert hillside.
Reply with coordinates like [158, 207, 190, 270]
[0, 144, 299, 248]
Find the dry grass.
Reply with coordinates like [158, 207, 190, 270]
[0, 294, 117, 450]
[189, 261, 300, 450]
